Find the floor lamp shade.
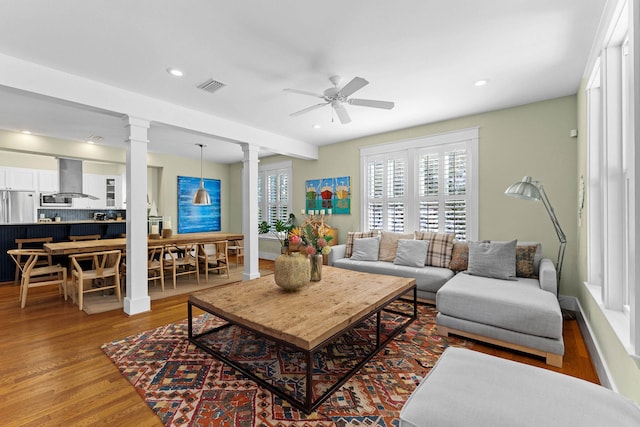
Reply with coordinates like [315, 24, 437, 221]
[193, 144, 211, 206]
[504, 176, 566, 282]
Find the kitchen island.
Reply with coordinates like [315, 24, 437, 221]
[0, 220, 126, 283]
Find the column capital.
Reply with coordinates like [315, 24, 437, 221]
[123, 115, 150, 144]
[241, 143, 260, 163]
[122, 115, 150, 129]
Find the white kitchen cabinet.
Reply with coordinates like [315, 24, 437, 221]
[72, 174, 124, 209]
[72, 173, 103, 209]
[0, 167, 37, 191]
[0, 168, 8, 189]
[38, 170, 58, 193]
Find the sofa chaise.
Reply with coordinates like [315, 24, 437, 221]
[400, 347, 640, 427]
[327, 231, 564, 366]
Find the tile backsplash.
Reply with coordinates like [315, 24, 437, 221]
[37, 209, 126, 222]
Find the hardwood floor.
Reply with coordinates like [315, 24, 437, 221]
[0, 260, 598, 426]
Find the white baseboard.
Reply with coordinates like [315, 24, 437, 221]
[562, 295, 616, 392]
[259, 251, 278, 261]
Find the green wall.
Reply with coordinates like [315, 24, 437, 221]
[232, 95, 579, 296]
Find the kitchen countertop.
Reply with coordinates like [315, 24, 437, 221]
[1, 220, 126, 226]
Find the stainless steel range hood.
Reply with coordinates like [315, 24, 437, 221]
[54, 158, 99, 199]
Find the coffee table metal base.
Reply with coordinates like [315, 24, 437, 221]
[188, 286, 417, 414]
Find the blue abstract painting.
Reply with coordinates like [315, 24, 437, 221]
[177, 176, 221, 233]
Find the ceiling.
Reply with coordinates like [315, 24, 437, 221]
[0, 0, 606, 163]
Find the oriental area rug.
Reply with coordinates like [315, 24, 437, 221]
[101, 304, 470, 426]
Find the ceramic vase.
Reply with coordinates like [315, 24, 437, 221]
[309, 253, 323, 281]
[274, 253, 310, 291]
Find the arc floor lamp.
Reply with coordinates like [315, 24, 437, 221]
[504, 176, 566, 281]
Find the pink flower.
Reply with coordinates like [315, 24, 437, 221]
[290, 235, 301, 244]
[305, 245, 317, 255]
[317, 238, 327, 248]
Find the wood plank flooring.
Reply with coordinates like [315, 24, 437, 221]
[0, 260, 598, 426]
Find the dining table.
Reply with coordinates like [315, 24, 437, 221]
[43, 232, 244, 256]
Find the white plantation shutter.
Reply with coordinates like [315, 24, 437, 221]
[257, 174, 263, 222]
[387, 159, 406, 232]
[362, 129, 477, 240]
[443, 150, 467, 239]
[365, 156, 407, 231]
[258, 162, 292, 228]
[419, 201, 439, 232]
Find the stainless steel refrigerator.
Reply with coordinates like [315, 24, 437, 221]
[0, 190, 36, 224]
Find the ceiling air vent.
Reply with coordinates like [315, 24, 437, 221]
[197, 78, 226, 94]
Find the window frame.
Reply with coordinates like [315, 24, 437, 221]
[257, 160, 292, 241]
[584, 0, 639, 359]
[360, 128, 479, 240]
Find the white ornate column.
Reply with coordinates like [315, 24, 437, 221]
[123, 116, 151, 315]
[241, 143, 261, 280]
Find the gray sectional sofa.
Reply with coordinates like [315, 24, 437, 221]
[328, 243, 454, 302]
[327, 232, 564, 366]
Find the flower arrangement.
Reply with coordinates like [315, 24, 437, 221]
[290, 224, 332, 256]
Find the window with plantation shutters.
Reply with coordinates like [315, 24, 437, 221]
[258, 161, 292, 229]
[418, 148, 468, 240]
[361, 128, 478, 241]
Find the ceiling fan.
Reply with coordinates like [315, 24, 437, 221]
[284, 75, 394, 124]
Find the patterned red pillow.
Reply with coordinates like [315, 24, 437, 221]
[449, 242, 469, 272]
[516, 245, 538, 278]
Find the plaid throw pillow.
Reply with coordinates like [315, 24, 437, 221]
[414, 231, 455, 267]
[345, 231, 379, 258]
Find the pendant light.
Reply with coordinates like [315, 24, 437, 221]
[192, 143, 211, 205]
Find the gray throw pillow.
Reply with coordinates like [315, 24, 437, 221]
[467, 239, 517, 280]
[350, 236, 380, 261]
[394, 239, 429, 267]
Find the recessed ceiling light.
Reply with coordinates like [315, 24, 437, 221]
[167, 68, 184, 77]
[21, 130, 31, 134]
[474, 79, 489, 87]
[86, 135, 103, 144]
[312, 124, 321, 129]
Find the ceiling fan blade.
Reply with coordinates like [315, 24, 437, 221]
[290, 102, 329, 117]
[338, 77, 369, 97]
[333, 103, 352, 124]
[348, 98, 395, 109]
[283, 88, 324, 98]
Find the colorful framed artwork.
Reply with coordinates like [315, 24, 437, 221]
[177, 176, 221, 233]
[305, 176, 350, 214]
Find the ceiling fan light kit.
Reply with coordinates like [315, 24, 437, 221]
[284, 75, 394, 124]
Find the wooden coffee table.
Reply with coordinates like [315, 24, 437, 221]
[188, 265, 417, 413]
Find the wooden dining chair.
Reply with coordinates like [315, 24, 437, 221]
[199, 240, 230, 281]
[163, 243, 199, 288]
[69, 234, 101, 241]
[13, 237, 53, 286]
[147, 245, 165, 291]
[8, 249, 67, 308]
[69, 250, 121, 310]
[228, 239, 244, 268]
